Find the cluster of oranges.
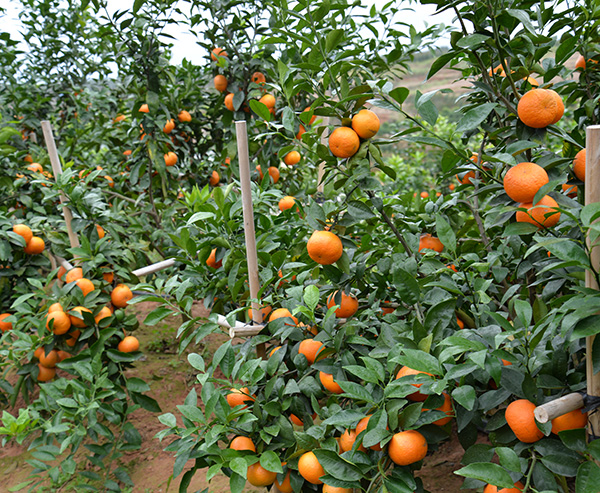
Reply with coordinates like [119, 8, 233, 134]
[13, 223, 45, 255]
[328, 109, 380, 159]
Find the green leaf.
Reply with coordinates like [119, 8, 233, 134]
[188, 353, 205, 372]
[435, 214, 456, 252]
[325, 29, 344, 52]
[396, 349, 442, 376]
[126, 377, 150, 393]
[158, 413, 177, 428]
[389, 87, 409, 105]
[456, 34, 490, 49]
[427, 52, 456, 80]
[249, 100, 271, 122]
[576, 462, 600, 493]
[229, 458, 247, 479]
[456, 103, 497, 133]
[454, 462, 514, 488]
[555, 36, 578, 65]
[452, 385, 476, 411]
[132, 0, 145, 13]
[392, 268, 420, 305]
[338, 381, 375, 403]
[313, 449, 363, 481]
[303, 285, 320, 312]
[495, 447, 521, 472]
[513, 298, 532, 328]
[321, 410, 365, 426]
[260, 451, 283, 473]
[143, 307, 173, 326]
[348, 201, 376, 220]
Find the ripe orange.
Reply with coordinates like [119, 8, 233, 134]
[483, 481, 524, 493]
[396, 366, 434, 401]
[299, 339, 324, 364]
[269, 308, 299, 326]
[95, 306, 113, 325]
[178, 110, 192, 122]
[96, 224, 105, 239]
[355, 415, 383, 451]
[326, 291, 358, 318]
[259, 93, 276, 109]
[575, 55, 586, 70]
[351, 109, 380, 139]
[283, 151, 301, 166]
[226, 387, 255, 408]
[224, 93, 235, 111]
[420, 191, 429, 199]
[28, 162, 43, 173]
[517, 88, 564, 128]
[423, 392, 453, 426]
[66, 329, 80, 347]
[248, 305, 272, 321]
[103, 271, 114, 283]
[47, 310, 72, 334]
[562, 183, 578, 197]
[296, 124, 306, 140]
[307, 230, 343, 265]
[24, 236, 44, 254]
[456, 170, 475, 185]
[69, 307, 91, 328]
[104, 175, 114, 188]
[247, 462, 276, 487]
[503, 162, 549, 203]
[456, 317, 465, 329]
[209, 170, 220, 186]
[229, 436, 256, 451]
[322, 487, 352, 493]
[163, 119, 175, 134]
[39, 349, 59, 368]
[164, 152, 178, 167]
[57, 266, 67, 280]
[48, 303, 63, 313]
[75, 278, 95, 297]
[339, 429, 361, 452]
[328, 126, 360, 158]
[516, 195, 561, 229]
[268, 346, 281, 357]
[57, 350, 71, 362]
[118, 335, 140, 352]
[13, 224, 33, 244]
[418, 234, 444, 253]
[210, 47, 227, 61]
[214, 74, 228, 92]
[278, 196, 297, 212]
[303, 107, 317, 125]
[290, 413, 316, 426]
[206, 248, 222, 269]
[319, 371, 343, 394]
[37, 364, 56, 382]
[113, 114, 126, 123]
[0, 313, 13, 332]
[65, 267, 83, 283]
[256, 165, 280, 183]
[298, 451, 324, 485]
[139, 103, 149, 113]
[505, 399, 544, 443]
[388, 430, 428, 465]
[275, 466, 292, 493]
[111, 284, 133, 308]
[251, 72, 266, 85]
[573, 149, 586, 182]
[551, 409, 588, 434]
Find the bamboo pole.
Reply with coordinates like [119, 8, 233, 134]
[317, 117, 329, 193]
[534, 393, 584, 423]
[41, 121, 80, 250]
[132, 258, 176, 277]
[235, 120, 266, 358]
[586, 125, 600, 441]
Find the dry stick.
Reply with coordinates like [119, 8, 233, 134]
[585, 125, 600, 444]
[235, 121, 266, 358]
[41, 121, 80, 251]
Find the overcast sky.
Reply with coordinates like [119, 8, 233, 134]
[0, 0, 456, 65]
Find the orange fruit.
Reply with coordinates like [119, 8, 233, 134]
[396, 366, 434, 401]
[113, 114, 126, 123]
[351, 109, 380, 139]
[268, 346, 281, 357]
[283, 151, 301, 166]
[339, 429, 361, 452]
[516, 195, 561, 229]
[210, 47, 227, 61]
[206, 248, 222, 269]
[34, 347, 44, 359]
[103, 271, 115, 283]
[328, 126, 360, 158]
[28, 162, 43, 173]
[48, 303, 63, 313]
[57, 350, 71, 362]
[213, 74, 228, 92]
[278, 196, 297, 212]
[503, 162, 549, 203]
[517, 88, 564, 128]
[66, 329, 80, 347]
[139, 103, 149, 113]
[418, 234, 444, 253]
[163, 119, 175, 134]
[326, 291, 358, 318]
[322, 487, 352, 493]
[95, 306, 113, 325]
[13, 224, 33, 244]
[456, 317, 465, 329]
[57, 266, 67, 280]
[290, 413, 317, 426]
[251, 72, 266, 85]
[319, 371, 343, 394]
[178, 110, 192, 122]
[551, 409, 588, 434]
[423, 392, 453, 426]
[39, 349, 59, 368]
[24, 236, 44, 254]
[388, 430, 428, 465]
[307, 230, 343, 265]
[104, 175, 114, 188]
[247, 462, 276, 487]
[226, 387, 255, 408]
[298, 339, 324, 364]
[259, 93, 276, 109]
[47, 310, 72, 334]
[303, 107, 317, 125]
[505, 399, 544, 443]
[229, 436, 256, 451]
[489, 64, 507, 76]
[420, 191, 429, 199]
[355, 415, 383, 450]
[575, 55, 586, 70]
[69, 307, 91, 328]
[96, 224, 105, 239]
[75, 278, 95, 297]
[111, 284, 133, 308]
[269, 308, 299, 326]
[275, 465, 292, 493]
[248, 305, 272, 321]
[118, 335, 140, 352]
[562, 183, 578, 197]
[483, 481, 524, 493]
[256, 165, 280, 183]
[37, 364, 56, 382]
[296, 124, 306, 140]
[456, 170, 475, 185]
[209, 170, 220, 186]
[573, 149, 586, 182]
[224, 93, 235, 111]
[0, 313, 13, 332]
[24, 154, 33, 163]
[298, 451, 324, 485]
[66, 267, 83, 283]
[164, 152, 178, 167]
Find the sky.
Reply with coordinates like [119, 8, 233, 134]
[0, 0, 457, 66]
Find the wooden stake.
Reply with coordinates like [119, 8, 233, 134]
[534, 393, 584, 423]
[317, 117, 329, 193]
[132, 258, 176, 277]
[41, 121, 80, 250]
[586, 125, 600, 441]
[235, 120, 265, 358]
